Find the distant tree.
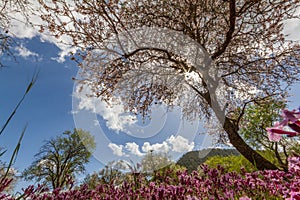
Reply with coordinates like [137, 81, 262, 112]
[38, 0, 300, 170]
[83, 160, 128, 188]
[141, 151, 173, 174]
[22, 129, 95, 189]
[239, 98, 300, 170]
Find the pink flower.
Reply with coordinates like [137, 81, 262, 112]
[286, 191, 300, 200]
[282, 109, 300, 123]
[288, 156, 300, 172]
[266, 128, 282, 142]
[266, 108, 300, 141]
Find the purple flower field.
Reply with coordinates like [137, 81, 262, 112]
[1, 163, 300, 199]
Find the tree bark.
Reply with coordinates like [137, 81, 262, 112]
[223, 117, 278, 170]
[189, 82, 279, 170]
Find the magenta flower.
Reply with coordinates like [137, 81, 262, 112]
[288, 156, 300, 172]
[266, 129, 282, 142]
[266, 108, 300, 141]
[286, 191, 300, 200]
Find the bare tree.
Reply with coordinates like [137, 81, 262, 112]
[38, 0, 300, 170]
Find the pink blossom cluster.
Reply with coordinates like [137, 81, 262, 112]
[267, 108, 300, 142]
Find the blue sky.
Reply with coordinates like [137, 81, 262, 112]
[0, 37, 101, 190]
[0, 36, 213, 191]
[0, 4, 300, 193]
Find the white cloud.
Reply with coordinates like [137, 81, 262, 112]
[107, 135, 194, 159]
[108, 143, 125, 157]
[4, 0, 78, 63]
[167, 135, 194, 153]
[125, 142, 144, 157]
[141, 141, 170, 154]
[283, 8, 300, 41]
[8, 13, 41, 39]
[124, 135, 193, 155]
[74, 85, 137, 133]
[284, 19, 300, 41]
[15, 44, 39, 58]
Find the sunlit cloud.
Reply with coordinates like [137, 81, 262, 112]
[107, 135, 194, 158]
[283, 8, 300, 41]
[167, 135, 194, 153]
[125, 142, 144, 157]
[141, 141, 170, 154]
[73, 85, 138, 133]
[108, 143, 126, 157]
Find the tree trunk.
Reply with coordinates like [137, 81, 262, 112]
[223, 117, 278, 170]
[189, 75, 278, 170]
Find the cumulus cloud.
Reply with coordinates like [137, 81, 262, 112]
[5, 0, 79, 63]
[73, 85, 137, 133]
[108, 143, 125, 157]
[15, 44, 39, 58]
[141, 141, 170, 154]
[107, 134, 194, 159]
[127, 135, 193, 156]
[125, 142, 144, 157]
[167, 135, 194, 153]
[283, 8, 300, 41]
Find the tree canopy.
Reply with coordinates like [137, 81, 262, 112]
[22, 129, 95, 189]
[38, 0, 300, 170]
[239, 98, 300, 170]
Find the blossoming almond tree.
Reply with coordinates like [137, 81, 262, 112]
[38, 0, 300, 170]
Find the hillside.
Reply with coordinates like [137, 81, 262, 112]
[176, 148, 240, 173]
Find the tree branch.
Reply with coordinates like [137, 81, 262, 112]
[211, 0, 236, 60]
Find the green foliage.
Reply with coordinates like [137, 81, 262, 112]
[176, 148, 240, 173]
[239, 97, 286, 148]
[22, 129, 95, 189]
[204, 155, 257, 173]
[239, 97, 300, 170]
